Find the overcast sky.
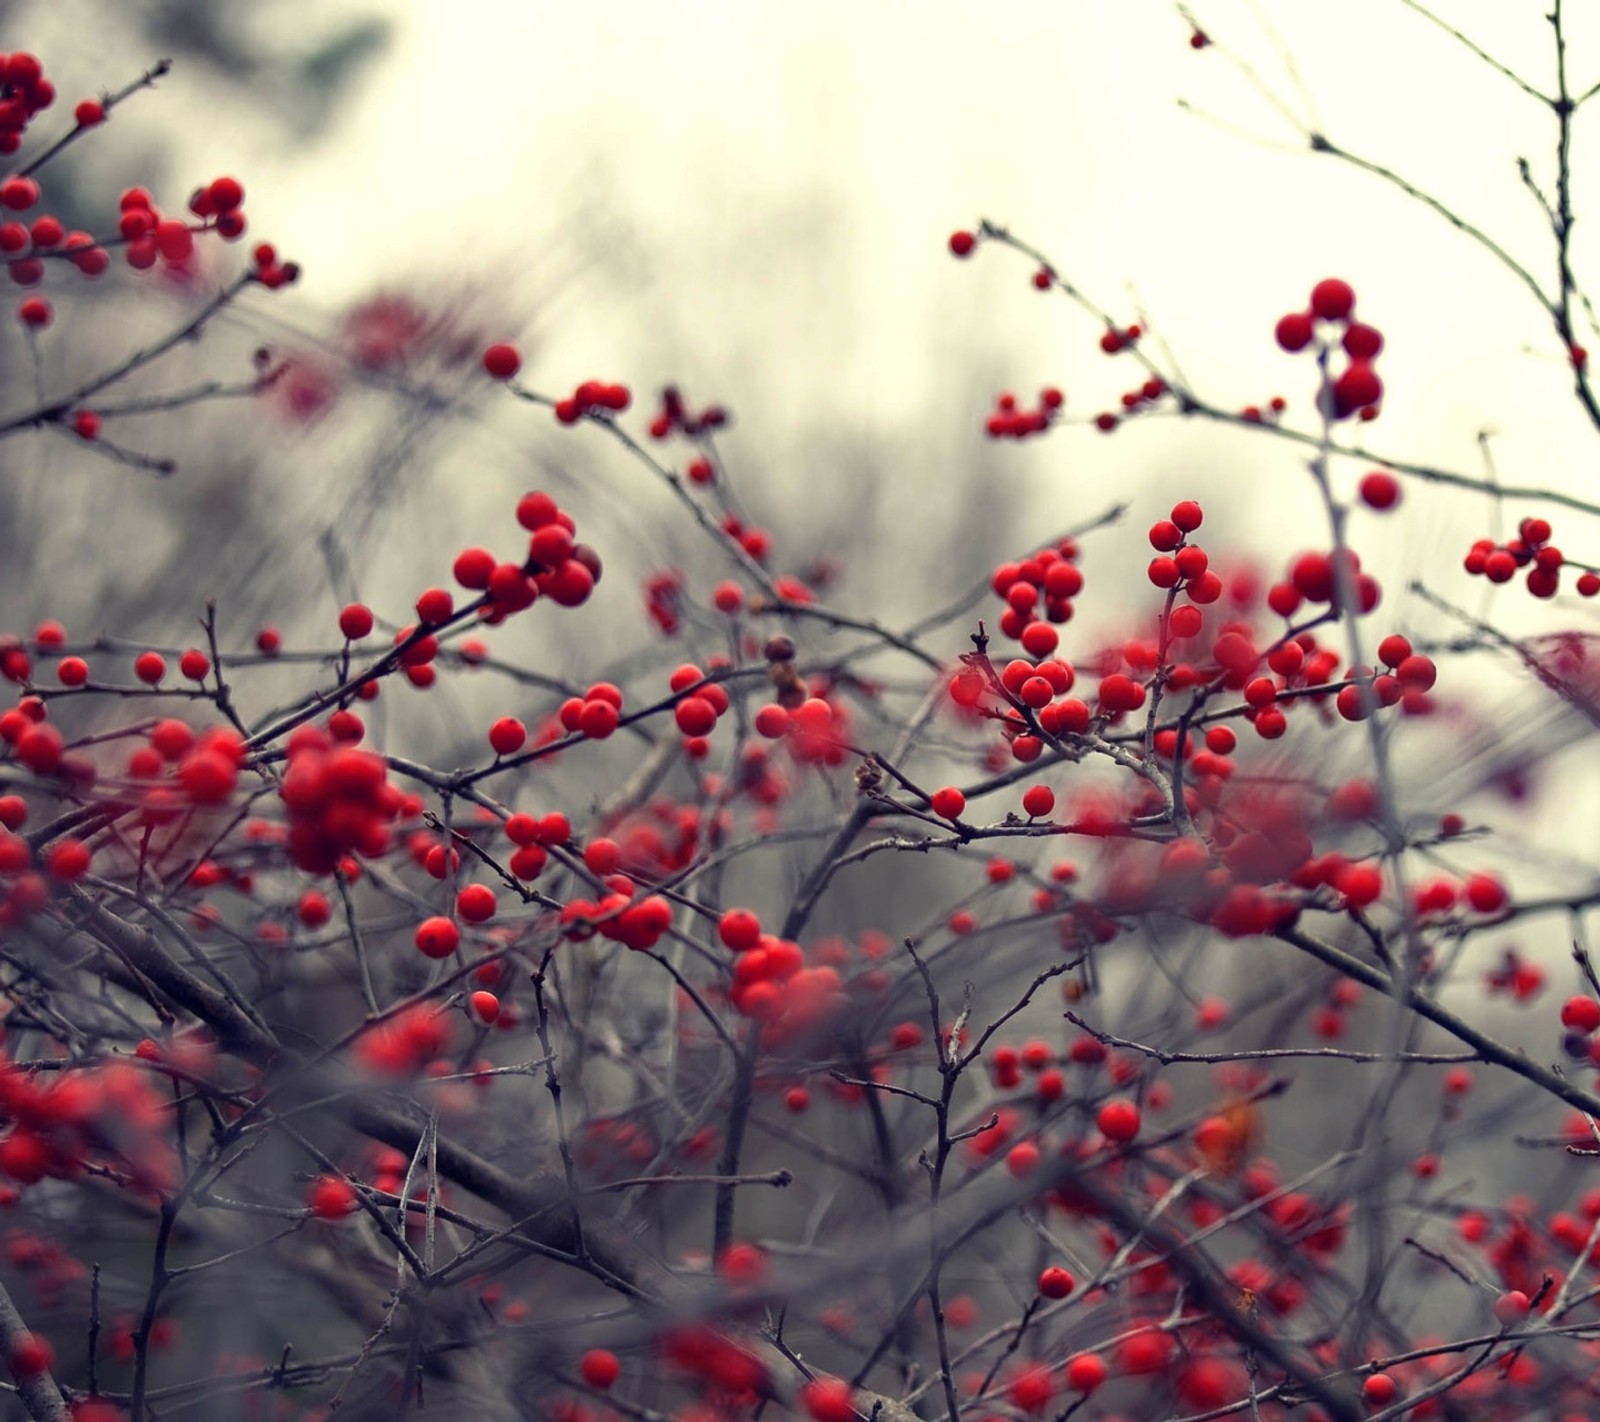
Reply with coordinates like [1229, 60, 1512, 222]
[218, 3, 1592, 535]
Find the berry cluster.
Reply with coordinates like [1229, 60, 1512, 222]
[1097, 322, 1141, 354]
[1236, 393, 1287, 423]
[3, 52, 292, 356]
[986, 539, 1085, 651]
[643, 566, 688, 633]
[1274, 277, 1386, 421]
[247, 240, 297, 290]
[118, 178, 237, 265]
[648, 383, 730, 439]
[280, 732, 407, 875]
[1145, 498, 1224, 609]
[554, 377, 631, 424]
[983, 384, 1063, 439]
[557, 681, 626, 740]
[0, 51, 54, 153]
[1464, 516, 1599, 598]
[0, 1059, 175, 1196]
[450, 488, 603, 619]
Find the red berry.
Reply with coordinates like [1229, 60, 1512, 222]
[1065, 1353, 1107, 1393]
[1482, 549, 1517, 582]
[1333, 361, 1383, 415]
[1493, 1289, 1530, 1325]
[674, 696, 717, 737]
[1019, 675, 1054, 708]
[1275, 311, 1315, 352]
[948, 230, 976, 257]
[1169, 604, 1203, 639]
[483, 343, 521, 379]
[1309, 278, 1356, 321]
[469, 990, 500, 1025]
[1098, 674, 1145, 713]
[578, 700, 620, 739]
[5, 55, 45, 88]
[45, 838, 91, 882]
[1096, 1097, 1140, 1142]
[1170, 500, 1203, 532]
[1037, 1265, 1073, 1298]
[488, 717, 526, 756]
[457, 885, 496, 923]
[1343, 322, 1384, 359]
[153, 219, 193, 262]
[515, 491, 561, 530]
[0, 177, 40, 212]
[1561, 996, 1600, 1033]
[753, 704, 789, 738]
[415, 916, 461, 959]
[416, 587, 454, 624]
[1021, 784, 1055, 818]
[1148, 556, 1180, 589]
[308, 1176, 358, 1220]
[537, 813, 571, 846]
[1115, 1328, 1174, 1375]
[1336, 683, 1372, 721]
[1359, 470, 1400, 509]
[1020, 621, 1058, 656]
[1248, 700, 1286, 738]
[1464, 873, 1507, 913]
[7, 1333, 53, 1379]
[1148, 520, 1182, 551]
[339, 603, 374, 639]
[1335, 863, 1383, 908]
[580, 1347, 620, 1389]
[207, 175, 244, 212]
[799, 1377, 856, 1422]
[134, 651, 166, 684]
[1007, 1364, 1053, 1412]
[1363, 1373, 1399, 1406]
[451, 547, 495, 590]
[1376, 634, 1411, 668]
[718, 908, 763, 952]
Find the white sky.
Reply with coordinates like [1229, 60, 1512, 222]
[222, 1, 1600, 527]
